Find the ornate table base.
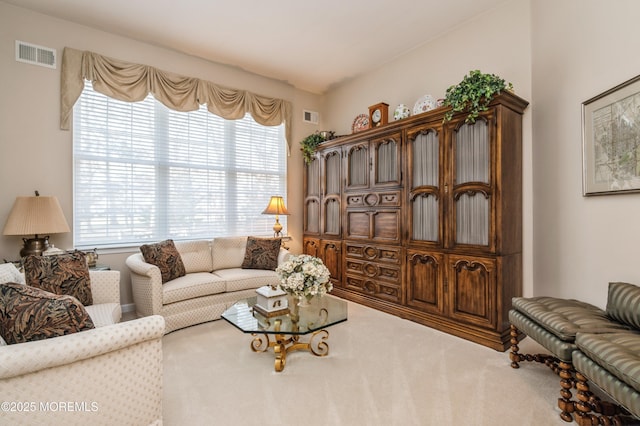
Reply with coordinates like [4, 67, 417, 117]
[250, 319, 329, 372]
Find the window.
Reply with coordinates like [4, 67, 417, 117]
[73, 84, 287, 249]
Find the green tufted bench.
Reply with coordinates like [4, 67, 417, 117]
[573, 331, 640, 424]
[509, 282, 640, 424]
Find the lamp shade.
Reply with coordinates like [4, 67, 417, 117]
[3, 195, 70, 236]
[262, 196, 289, 216]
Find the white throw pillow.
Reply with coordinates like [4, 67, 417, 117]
[0, 263, 25, 284]
[211, 237, 248, 270]
[175, 240, 213, 273]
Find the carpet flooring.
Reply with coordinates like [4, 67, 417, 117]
[162, 298, 566, 426]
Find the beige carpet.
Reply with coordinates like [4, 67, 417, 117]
[162, 298, 566, 425]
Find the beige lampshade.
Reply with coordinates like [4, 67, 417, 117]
[3, 195, 71, 236]
[262, 196, 289, 216]
[262, 196, 288, 237]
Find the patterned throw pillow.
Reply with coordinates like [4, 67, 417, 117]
[23, 251, 93, 306]
[241, 237, 282, 270]
[140, 239, 186, 284]
[0, 282, 95, 345]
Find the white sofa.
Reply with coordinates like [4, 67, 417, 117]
[0, 267, 165, 426]
[126, 236, 289, 333]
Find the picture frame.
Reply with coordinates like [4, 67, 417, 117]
[583, 74, 640, 195]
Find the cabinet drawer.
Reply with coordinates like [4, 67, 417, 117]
[345, 259, 401, 283]
[345, 275, 402, 304]
[346, 191, 401, 208]
[344, 243, 401, 264]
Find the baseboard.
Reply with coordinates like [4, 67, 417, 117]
[121, 303, 135, 313]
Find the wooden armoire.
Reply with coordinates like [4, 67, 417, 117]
[303, 92, 528, 351]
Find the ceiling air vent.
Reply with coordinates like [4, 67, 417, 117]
[303, 110, 319, 125]
[15, 40, 57, 69]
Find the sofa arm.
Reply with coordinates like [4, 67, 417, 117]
[89, 270, 121, 305]
[0, 316, 164, 425]
[125, 253, 164, 317]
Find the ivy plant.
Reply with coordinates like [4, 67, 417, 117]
[443, 70, 513, 123]
[300, 132, 327, 164]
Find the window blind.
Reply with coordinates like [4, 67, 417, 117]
[73, 84, 287, 249]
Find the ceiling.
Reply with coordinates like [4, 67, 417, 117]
[5, 0, 507, 94]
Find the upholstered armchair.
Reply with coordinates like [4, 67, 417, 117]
[0, 263, 165, 425]
[0, 315, 165, 425]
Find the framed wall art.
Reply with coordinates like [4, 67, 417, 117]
[583, 74, 640, 195]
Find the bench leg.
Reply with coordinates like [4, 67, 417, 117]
[510, 324, 523, 368]
[508, 324, 576, 422]
[558, 360, 575, 422]
[573, 371, 638, 426]
[509, 324, 559, 369]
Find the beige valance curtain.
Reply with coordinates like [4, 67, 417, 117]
[60, 47, 292, 149]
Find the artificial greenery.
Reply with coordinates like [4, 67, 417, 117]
[443, 70, 513, 123]
[300, 132, 327, 164]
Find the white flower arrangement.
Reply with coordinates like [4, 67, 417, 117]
[275, 254, 332, 300]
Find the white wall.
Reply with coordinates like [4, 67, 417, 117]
[0, 2, 321, 305]
[323, 0, 535, 295]
[325, 0, 640, 307]
[531, 0, 640, 307]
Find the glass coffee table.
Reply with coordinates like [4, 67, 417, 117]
[222, 295, 347, 372]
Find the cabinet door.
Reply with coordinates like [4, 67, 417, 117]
[446, 254, 496, 330]
[447, 113, 496, 252]
[345, 209, 401, 243]
[406, 124, 443, 247]
[344, 134, 401, 192]
[372, 133, 402, 189]
[344, 141, 369, 191]
[302, 237, 320, 257]
[303, 155, 321, 235]
[319, 239, 342, 287]
[321, 148, 342, 238]
[406, 249, 445, 315]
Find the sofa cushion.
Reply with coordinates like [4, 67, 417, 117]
[214, 268, 279, 292]
[23, 251, 93, 306]
[511, 296, 628, 341]
[606, 282, 640, 330]
[241, 237, 281, 270]
[211, 237, 248, 270]
[162, 272, 226, 304]
[0, 282, 95, 344]
[84, 303, 122, 327]
[0, 262, 25, 284]
[575, 331, 640, 393]
[175, 240, 213, 273]
[140, 239, 186, 284]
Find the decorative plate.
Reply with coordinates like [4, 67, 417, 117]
[394, 104, 411, 121]
[413, 94, 437, 115]
[352, 114, 369, 133]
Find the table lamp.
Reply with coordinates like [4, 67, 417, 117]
[262, 196, 289, 237]
[3, 191, 71, 257]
